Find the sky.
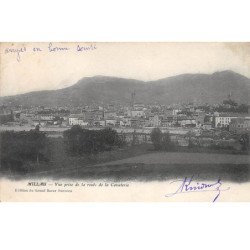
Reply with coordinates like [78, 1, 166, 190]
[0, 42, 249, 96]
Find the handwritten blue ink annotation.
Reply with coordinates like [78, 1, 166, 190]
[77, 44, 97, 52]
[48, 43, 70, 52]
[33, 47, 42, 52]
[4, 43, 97, 62]
[4, 47, 26, 62]
[165, 175, 230, 202]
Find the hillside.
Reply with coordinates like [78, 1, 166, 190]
[0, 71, 249, 107]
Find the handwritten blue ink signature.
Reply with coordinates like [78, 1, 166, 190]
[165, 176, 230, 202]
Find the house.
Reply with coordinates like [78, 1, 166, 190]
[104, 111, 117, 119]
[177, 117, 196, 127]
[121, 117, 131, 127]
[93, 120, 106, 127]
[130, 110, 145, 118]
[172, 109, 181, 116]
[148, 115, 161, 127]
[89, 110, 104, 120]
[194, 111, 206, 125]
[99, 120, 106, 127]
[106, 119, 116, 126]
[202, 122, 213, 130]
[130, 118, 141, 128]
[229, 117, 250, 133]
[164, 109, 173, 117]
[161, 116, 174, 127]
[32, 114, 55, 126]
[214, 113, 240, 128]
[68, 115, 80, 125]
[68, 114, 88, 126]
[19, 113, 34, 124]
[118, 131, 151, 145]
[39, 114, 54, 121]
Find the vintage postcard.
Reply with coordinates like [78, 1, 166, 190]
[0, 42, 249, 202]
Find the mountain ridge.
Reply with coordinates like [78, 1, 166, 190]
[1, 71, 249, 106]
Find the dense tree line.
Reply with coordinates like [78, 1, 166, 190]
[63, 126, 125, 155]
[0, 129, 48, 171]
[214, 103, 248, 113]
[196, 102, 248, 113]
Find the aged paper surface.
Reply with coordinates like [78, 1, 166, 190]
[0, 42, 249, 202]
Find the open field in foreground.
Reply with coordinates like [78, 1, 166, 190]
[96, 152, 250, 166]
[4, 151, 248, 183]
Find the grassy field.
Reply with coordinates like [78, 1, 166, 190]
[97, 151, 250, 165]
[1, 138, 153, 178]
[2, 137, 249, 183]
[45, 151, 249, 183]
[10, 151, 248, 183]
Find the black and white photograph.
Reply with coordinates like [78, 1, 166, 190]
[0, 42, 249, 201]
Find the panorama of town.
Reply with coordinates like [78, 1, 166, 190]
[0, 92, 249, 150]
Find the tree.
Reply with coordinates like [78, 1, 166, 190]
[239, 133, 249, 151]
[63, 126, 124, 155]
[162, 132, 173, 151]
[100, 127, 122, 147]
[150, 128, 163, 150]
[185, 131, 196, 148]
[131, 130, 138, 146]
[223, 99, 238, 107]
[236, 104, 248, 113]
[63, 125, 85, 155]
[0, 130, 48, 171]
[204, 115, 211, 123]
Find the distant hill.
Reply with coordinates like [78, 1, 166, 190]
[0, 70, 249, 107]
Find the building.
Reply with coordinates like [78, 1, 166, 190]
[164, 109, 174, 117]
[202, 122, 213, 130]
[214, 113, 239, 128]
[93, 120, 106, 127]
[19, 113, 34, 124]
[229, 117, 250, 133]
[172, 109, 181, 116]
[104, 111, 116, 119]
[148, 115, 161, 127]
[177, 117, 196, 127]
[130, 110, 145, 118]
[39, 114, 54, 121]
[68, 114, 88, 126]
[194, 111, 206, 125]
[89, 110, 104, 120]
[130, 118, 141, 128]
[106, 119, 116, 126]
[161, 119, 172, 127]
